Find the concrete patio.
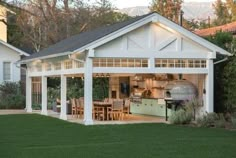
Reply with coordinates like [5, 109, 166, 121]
[0, 110, 26, 115]
[33, 110, 168, 125]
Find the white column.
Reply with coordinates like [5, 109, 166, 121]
[41, 76, 48, 115]
[83, 51, 94, 125]
[26, 71, 32, 113]
[205, 59, 214, 113]
[60, 75, 67, 120]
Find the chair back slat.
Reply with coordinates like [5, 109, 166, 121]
[103, 98, 109, 102]
[75, 99, 80, 107]
[112, 100, 123, 110]
[124, 99, 130, 107]
[79, 97, 84, 107]
[71, 98, 76, 108]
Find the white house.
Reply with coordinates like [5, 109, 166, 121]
[0, 4, 29, 84]
[20, 12, 231, 125]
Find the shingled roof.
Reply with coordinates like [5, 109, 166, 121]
[22, 13, 153, 61]
[194, 21, 236, 37]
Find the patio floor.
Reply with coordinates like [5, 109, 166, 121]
[33, 110, 168, 125]
[0, 109, 26, 115]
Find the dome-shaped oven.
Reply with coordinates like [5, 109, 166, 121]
[165, 80, 198, 100]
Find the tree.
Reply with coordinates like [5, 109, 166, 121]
[206, 31, 236, 113]
[150, 0, 182, 23]
[88, 0, 130, 30]
[5, 0, 130, 52]
[221, 38, 236, 112]
[226, 0, 236, 21]
[213, 0, 231, 25]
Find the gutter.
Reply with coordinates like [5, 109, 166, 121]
[14, 61, 27, 71]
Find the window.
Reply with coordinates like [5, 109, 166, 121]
[155, 59, 207, 68]
[3, 62, 11, 81]
[45, 63, 52, 71]
[64, 60, 72, 69]
[93, 58, 148, 68]
[54, 62, 61, 70]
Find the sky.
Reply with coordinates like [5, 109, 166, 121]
[113, 0, 214, 9]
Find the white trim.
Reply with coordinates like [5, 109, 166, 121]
[93, 67, 208, 74]
[158, 36, 177, 51]
[26, 71, 32, 112]
[60, 75, 67, 120]
[28, 68, 84, 77]
[205, 60, 214, 112]
[21, 51, 73, 63]
[94, 51, 210, 59]
[83, 53, 94, 125]
[157, 15, 232, 56]
[41, 76, 48, 115]
[2, 61, 12, 81]
[0, 40, 30, 56]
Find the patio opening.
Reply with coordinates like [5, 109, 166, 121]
[32, 73, 206, 125]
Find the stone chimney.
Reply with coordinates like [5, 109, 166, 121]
[0, 4, 7, 42]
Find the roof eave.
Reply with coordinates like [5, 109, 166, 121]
[0, 40, 30, 56]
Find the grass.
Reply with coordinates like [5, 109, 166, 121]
[0, 114, 235, 158]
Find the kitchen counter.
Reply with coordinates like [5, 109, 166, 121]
[130, 98, 172, 117]
[141, 97, 163, 100]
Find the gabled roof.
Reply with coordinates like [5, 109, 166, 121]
[0, 40, 29, 56]
[21, 12, 231, 62]
[194, 21, 236, 37]
[22, 13, 153, 61]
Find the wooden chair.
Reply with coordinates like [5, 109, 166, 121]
[107, 99, 124, 120]
[94, 106, 105, 121]
[103, 98, 109, 102]
[70, 98, 77, 118]
[123, 98, 130, 118]
[76, 97, 84, 118]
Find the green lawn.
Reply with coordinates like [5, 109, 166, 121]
[0, 114, 235, 158]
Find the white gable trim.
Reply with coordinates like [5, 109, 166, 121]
[158, 36, 177, 51]
[157, 15, 231, 56]
[0, 40, 29, 56]
[85, 13, 231, 56]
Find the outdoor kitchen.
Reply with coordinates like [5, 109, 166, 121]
[108, 74, 204, 118]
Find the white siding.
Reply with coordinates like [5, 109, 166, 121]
[0, 43, 21, 84]
[94, 23, 211, 59]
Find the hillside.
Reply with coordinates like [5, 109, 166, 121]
[118, 2, 215, 21]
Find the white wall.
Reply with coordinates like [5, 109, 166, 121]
[94, 23, 211, 59]
[0, 43, 21, 84]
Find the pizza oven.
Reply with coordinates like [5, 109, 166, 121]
[165, 80, 198, 101]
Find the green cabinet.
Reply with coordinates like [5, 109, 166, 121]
[130, 99, 172, 117]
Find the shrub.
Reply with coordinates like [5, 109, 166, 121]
[215, 113, 226, 128]
[48, 87, 60, 109]
[32, 103, 41, 110]
[169, 109, 192, 124]
[0, 82, 25, 109]
[183, 97, 203, 120]
[232, 118, 236, 129]
[197, 112, 219, 127]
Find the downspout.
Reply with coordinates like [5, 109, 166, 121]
[214, 57, 228, 65]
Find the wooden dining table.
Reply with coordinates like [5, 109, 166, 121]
[93, 101, 112, 120]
